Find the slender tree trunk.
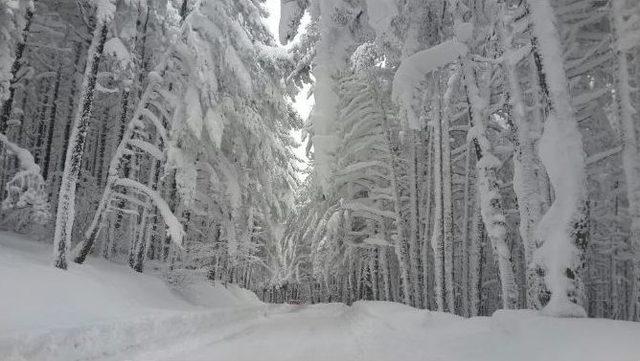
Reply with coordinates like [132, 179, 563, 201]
[0, 2, 35, 132]
[469, 198, 482, 316]
[407, 132, 421, 307]
[52, 19, 110, 269]
[497, 8, 546, 309]
[431, 92, 446, 312]
[132, 158, 162, 272]
[462, 58, 519, 310]
[421, 131, 433, 309]
[441, 76, 455, 313]
[461, 142, 473, 316]
[42, 66, 63, 180]
[383, 127, 412, 305]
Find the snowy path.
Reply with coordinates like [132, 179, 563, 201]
[3, 233, 640, 361]
[122, 303, 360, 361]
[105, 301, 640, 361]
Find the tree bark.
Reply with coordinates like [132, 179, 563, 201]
[53, 20, 110, 269]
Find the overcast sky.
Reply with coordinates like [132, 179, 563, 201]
[264, 0, 281, 37]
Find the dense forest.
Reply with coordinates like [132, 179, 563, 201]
[1, 0, 639, 324]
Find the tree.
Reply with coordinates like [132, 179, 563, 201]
[527, 0, 589, 317]
[52, 0, 115, 269]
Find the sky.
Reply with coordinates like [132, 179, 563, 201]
[263, 0, 314, 167]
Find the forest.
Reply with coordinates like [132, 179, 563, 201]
[1, 0, 640, 359]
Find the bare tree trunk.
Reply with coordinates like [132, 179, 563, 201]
[0, 2, 35, 132]
[53, 19, 110, 269]
[431, 92, 446, 312]
[462, 57, 519, 310]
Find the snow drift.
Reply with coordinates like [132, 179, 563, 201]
[0, 232, 266, 361]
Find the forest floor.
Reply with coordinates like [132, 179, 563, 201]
[2, 232, 640, 361]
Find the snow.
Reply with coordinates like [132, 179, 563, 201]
[392, 40, 468, 129]
[184, 84, 203, 139]
[528, 0, 589, 317]
[103, 37, 131, 69]
[218, 157, 242, 211]
[535, 112, 587, 318]
[224, 46, 253, 95]
[113, 178, 185, 248]
[311, 0, 360, 194]
[0, 132, 39, 173]
[2, 232, 640, 360]
[104, 302, 640, 361]
[364, 0, 397, 36]
[0, 232, 266, 360]
[167, 143, 198, 207]
[278, 0, 305, 45]
[454, 22, 474, 42]
[0, 133, 50, 227]
[93, 0, 116, 23]
[204, 107, 224, 149]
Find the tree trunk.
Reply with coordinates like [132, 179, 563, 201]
[527, 0, 589, 317]
[462, 58, 519, 310]
[431, 92, 446, 312]
[0, 2, 35, 132]
[52, 19, 110, 269]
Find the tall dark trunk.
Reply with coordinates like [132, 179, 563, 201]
[33, 77, 52, 165]
[42, 66, 63, 180]
[0, 3, 35, 132]
[75, 89, 130, 264]
[54, 41, 84, 202]
[53, 21, 109, 270]
[94, 107, 110, 188]
[180, 0, 189, 21]
[132, 158, 162, 272]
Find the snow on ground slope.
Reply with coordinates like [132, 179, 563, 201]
[122, 301, 640, 361]
[0, 232, 269, 361]
[2, 232, 640, 361]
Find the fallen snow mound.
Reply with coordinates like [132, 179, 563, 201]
[345, 301, 640, 361]
[0, 232, 265, 361]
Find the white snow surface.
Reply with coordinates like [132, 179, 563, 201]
[0, 232, 264, 360]
[364, 0, 397, 36]
[0, 133, 40, 173]
[2, 232, 640, 361]
[103, 37, 131, 69]
[118, 302, 640, 361]
[392, 40, 468, 129]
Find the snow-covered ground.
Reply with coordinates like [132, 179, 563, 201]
[0, 232, 270, 361]
[2, 232, 640, 361]
[122, 301, 640, 361]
